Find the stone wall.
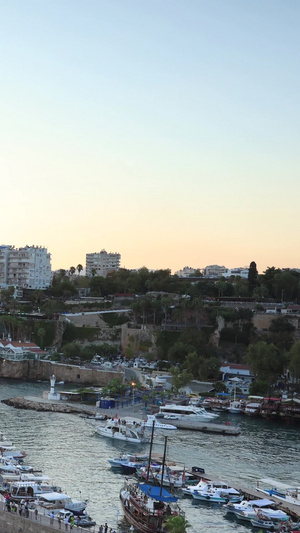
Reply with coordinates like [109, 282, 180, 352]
[0, 359, 123, 386]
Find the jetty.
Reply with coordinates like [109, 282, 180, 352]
[166, 419, 240, 435]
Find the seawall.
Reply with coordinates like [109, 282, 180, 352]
[0, 359, 123, 386]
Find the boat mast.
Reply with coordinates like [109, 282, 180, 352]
[146, 420, 155, 482]
[159, 436, 168, 497]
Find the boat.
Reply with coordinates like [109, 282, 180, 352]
[144, 415, 177, 430]
[244, 396, 264, 416]
[95, 417, 148, 444]
[209, 398, 230, 412]
[250, 518, 280, 529]
[191, 484, 242, 503]
[139, 464, 198, 488]
[158, 404, 218, 421]
[120, 478, 185, 533]
[225, 497, 277, 514]
[35, 492, 88, 515]
[233, 506, 289, 522]
[183, 479, 234, 497]
[260, 398, 281, 419]
[55, 509, 95, 527]
[228, 399, 245, 414]
[108, 453, 149, 468]
[257, 478, 300, 506]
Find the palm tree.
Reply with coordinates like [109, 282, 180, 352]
[77, 264, 83, 276]
[69, 266, 76, 276]
[164, 515, 190, 533]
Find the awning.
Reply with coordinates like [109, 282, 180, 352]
[138, 484, 178, 503]
[250, 499, 276, 507]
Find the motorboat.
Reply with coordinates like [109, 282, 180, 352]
[192, 484, 242, 503]
[257, 478, 300, 506]
[95, 417, 148, 444]
[234, 506, 289, 522]
[144, 415, 177, 430]
[120, 478, 184, 533]
[8, 481, 63, 501]
[108, 453, 149, 468]
[183, 479, 233, 497]
[158, 404, 218, 421]
[251, 518, 280, 529]
[226, 497, 276, 514]
[35, 492, 88, 515]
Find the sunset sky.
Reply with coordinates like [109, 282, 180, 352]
[2, 0, 300, 273]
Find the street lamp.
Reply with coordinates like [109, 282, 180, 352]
[131, 381, 136, 406]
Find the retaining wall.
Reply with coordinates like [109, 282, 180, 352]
[0, 360, 123, 386]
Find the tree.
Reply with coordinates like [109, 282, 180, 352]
[69, 266, 76, 276]
[248, 261, 258, 295]
[287, 341, 300, 381]
[170, 368, 193, 392]
[246, 341, 285, 383]
[164, 515, 190, 533]
[77, 264, 83, 276]
[37, 327, 46, 348]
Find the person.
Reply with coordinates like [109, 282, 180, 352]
[57, 515, 62, 529]
[34, 508, 38, 520]
[6, 499, 11, 512]
[104, 522, 108, 533]
[64, 516, 69, 530]
[70, 515, 75, 529]
[98, 526, 103, 533]
[24, 500, 29, 518]
[50, 511, 55, 525]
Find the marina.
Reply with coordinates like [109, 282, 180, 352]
[0, 379, 300, 533]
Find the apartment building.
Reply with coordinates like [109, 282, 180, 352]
[86, 249, 121, 278]
[0, 245, 52, 290]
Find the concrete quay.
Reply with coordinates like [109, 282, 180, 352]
[0, 502, 98, 533]
[166, 419, 240, 435]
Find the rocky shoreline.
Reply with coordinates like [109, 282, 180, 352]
[1, 396, 94, 415]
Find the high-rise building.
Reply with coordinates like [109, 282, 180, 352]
[0, 245, 52, 290]
[86, 249, 121, 278]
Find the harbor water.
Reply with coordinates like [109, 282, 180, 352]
[0, 379, 299, 533]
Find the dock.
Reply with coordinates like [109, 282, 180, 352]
[167, 419, 241, 435]
[233, 485, 300, 520]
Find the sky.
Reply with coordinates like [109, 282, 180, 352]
[1, 0, 300, 274]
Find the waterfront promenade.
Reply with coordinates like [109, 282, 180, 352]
[0, 501, 100, 533]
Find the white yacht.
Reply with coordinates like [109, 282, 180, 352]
[144, 415, 177, 430]
[158, 404, 218, 421]
[95, 417, 148, 444]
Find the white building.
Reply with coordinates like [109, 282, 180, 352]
[174, 266, 202, 278]
[86, 249, 121, 278]
[204, 265, 229, 278]
[0, 245, 51, 290]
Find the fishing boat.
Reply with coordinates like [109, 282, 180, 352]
[120, 478, 184, 533]
[95, 417, 148, 444]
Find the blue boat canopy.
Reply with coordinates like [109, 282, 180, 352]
[138, 484, 178, 503]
